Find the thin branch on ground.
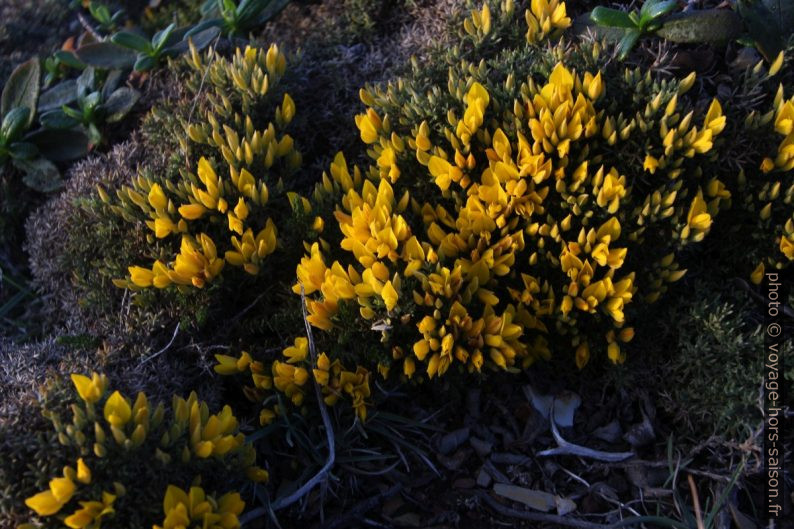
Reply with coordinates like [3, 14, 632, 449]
[138, 322, 180, 366]
[537, 416, 635, 462]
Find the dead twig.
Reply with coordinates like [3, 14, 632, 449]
[537, 417, 635, 462]
[687, 474, 705, 529]
[138, 322, 180, 366]
[77, 12, 102, 41]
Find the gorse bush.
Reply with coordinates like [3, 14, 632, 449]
[19, 373, 264, 528]
[104, 43, 312, 292]
[206, 0, 743, 424]
[300, 62, 725, 373]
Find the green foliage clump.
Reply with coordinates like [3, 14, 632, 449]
[649, 278, 793, 440]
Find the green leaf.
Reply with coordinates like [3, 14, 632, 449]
[102, 87, 140, 122]
[133, 54, 157, 72]
[53, 50, 85, 69]
[86, 123, 102, 146]
[28, 128, 89, 161]
[1, 107, 31, 142]
[76, 67, 96, 100]
[40, 109, 80, 130]
[14, 157, 63, 192]
[61, 105, 84, 121]
[152, 23, 176, 52]
[8, 141, 37, 160]
[738, 1, 784, 59]
[590, 7, 636, 29]
[110, 31, 152, 53]
[82, 92, 102, 112]
[76, 42, 137, 70]
[166, 26, 220, 56]
[101, 70, 124, 101]
[1, 58, 41, 128]
[640, 0, 678, 23]
[657, 9, 744, 44]
[38, 80, 78, 112]
[184, 19, 223, 39]
[617, 29, 641, 60]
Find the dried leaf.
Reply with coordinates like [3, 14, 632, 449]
[493, 483, 556, 512]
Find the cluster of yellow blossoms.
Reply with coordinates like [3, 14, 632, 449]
[290, 22, 728, 380]
[214, 342, 373, 421]
[105, 44, 310, 291]
[462, 0, 571, 46]
[23, 372, 264, 527]
[153, 485, 244, 529]
[24, 458, 116, 529]
[747, 68, 794, 279]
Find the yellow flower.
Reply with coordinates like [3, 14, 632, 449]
[273, 362, 309, 405]
[377, 146, 401, 183]
[76, 458, 91, 485]
[178, 203, 208, 220]
[104, 391, 132, 427]
[607, 342, 624, 364]
[128, 266, 154, 288]
[339, 367, 371, 421]
[155, 486, 244, 529]
[643, 155, 659, 174]
[703, 98, 725, 135]
[381, 280, 399, 311]
[283, 337, 309, 364]
[750, 262, 765, 284]
[71, 373, 107, 404]
[686, 190, 712, 232]
[780, 235, 794, 260]
[575, 342, 590, 369]
[214, 351, 252, 375]
[148, 183, 168, 211]
[355, 109, 381, 144]
[525, 0, 571, 44]
[64, 492, 115, 529]
[225, 221, 278, 275]
[25, 476, 76, 516]
[456, 82, 490, 142]
[313, 353, 331, 386]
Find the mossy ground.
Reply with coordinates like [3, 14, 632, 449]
[1, 0, 792, 528]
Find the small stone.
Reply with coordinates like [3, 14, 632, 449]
[476, 468, 492, 488]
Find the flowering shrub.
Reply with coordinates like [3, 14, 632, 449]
[104, 43, 315, 291]
[20, 372, 264, 528]
[210, 2, 734, 425]
[297, 58, 726, 378]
